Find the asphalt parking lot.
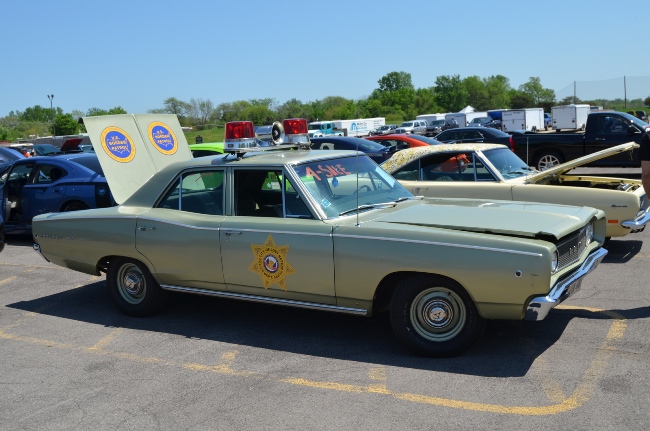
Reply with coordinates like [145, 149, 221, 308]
[1, 176, 650, 430]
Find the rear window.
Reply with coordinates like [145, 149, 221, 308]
[71, 156, 105, 176]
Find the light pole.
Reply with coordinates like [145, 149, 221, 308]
[47, 94, 55, 136]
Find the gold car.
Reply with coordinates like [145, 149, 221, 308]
[381, 142, 648, 238]
[32, 115, 608, 357]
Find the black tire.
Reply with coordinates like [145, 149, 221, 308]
[62, 201, 89, 212]
[107, 257, 166, 317]
[533, 151, 563, 171]
[389, 274, 484, 357]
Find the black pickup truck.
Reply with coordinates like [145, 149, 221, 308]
[512, 111, 649, 170]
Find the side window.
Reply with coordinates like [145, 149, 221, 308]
[157, 170, 224, 215]
[470, 154, 497, 181]
[234, 169, 283, 217]
[393, 159, 419, 180]
[463, 131, 482, 140]
[284, 176, 313, 218]
[420, 153, 471, 181]
[35, 164, 68, 184]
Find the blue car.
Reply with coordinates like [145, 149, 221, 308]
[0, 153, 114, 235]
[309, 136, 397, 164]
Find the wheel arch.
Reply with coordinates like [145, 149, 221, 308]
[95, 254, 159, 281]
[372, 271, 471, 315]
[59, 199, 91, 212]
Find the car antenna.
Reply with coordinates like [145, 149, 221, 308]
[526, 136, 530, 183]
[356, 138, 360, 227]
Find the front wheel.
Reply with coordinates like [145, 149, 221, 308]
[107, 258, 166, 317]
[390, 275, 484, 357]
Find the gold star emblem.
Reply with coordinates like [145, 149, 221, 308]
[249, 234, 296, 290]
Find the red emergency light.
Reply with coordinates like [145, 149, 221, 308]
[282, 118, 310, 144]
[225, 121, 255, 140]
[225, 121, 257, 149]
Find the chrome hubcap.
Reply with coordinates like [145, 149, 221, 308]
[422, 300, 453, 329]
[117, 263, 146, 304]
[410, 288, 466, 342]
[124, 272, 143, 296]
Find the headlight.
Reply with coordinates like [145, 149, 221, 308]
[551, 250, 559, 273]
[585, 222, 594, 245]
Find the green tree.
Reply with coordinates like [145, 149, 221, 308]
[21, 105, 61, 122]
[53, 113, 79, 135]
[484, 75, 511, 109]
[462, 76, 489, 111]
[377, 71, 414, 92]
[434, 75, 468, 112]
[86, 106, 127, 116]
[509, 90, 535, 109]
[518, 77, 556, 107]
[644, 96, 650, 107]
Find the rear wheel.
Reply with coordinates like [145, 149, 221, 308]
[534, 151, 563, 171]
[107, 258, 166, 317]
[390, 274, 484, 357]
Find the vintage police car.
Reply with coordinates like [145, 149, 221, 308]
[32, 114, 608, 357]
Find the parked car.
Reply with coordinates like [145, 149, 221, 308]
[0, 208, 4, 253]
[32, 144, 63, 156]
[381, 142, 648, 239]
[635, 110, 648, 122]
[189, 142, 224, 157]
[32, 115, 607, 357]
[466, 117, 492, 127]
[394, 120, 428, 135]
[433, 127, 516, 147]
[309, 136, 396, 163]
[0, 147, 27, 163]
[369, 124, 398, 136]
[424, 120, 446, 137]
[366, 133, 442, 149]
[511, 111, 649, 170]
[0, 154, 114, 235]
[544, 113, 552, 130]
[484, 119, 502, 130]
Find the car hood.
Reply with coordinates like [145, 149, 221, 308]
[369, 198, 599, 240]
[524, 142, 639, 183]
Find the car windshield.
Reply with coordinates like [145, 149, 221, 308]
[291, 155, 413, 218]
[429, 120, 445, 126]
[618, 112, 649, 127]
[400, 122, 413, 127]
[308, 124, 322, 130]
[470, 117, 490, 124]
[481, 148, 534, 179]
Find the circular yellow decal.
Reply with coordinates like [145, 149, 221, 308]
[148, 121, 178, 155]
[100, 126, 136, 163]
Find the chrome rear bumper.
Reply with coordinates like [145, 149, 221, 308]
[621, 207, 650, 232]
[525, 247, 608, 321]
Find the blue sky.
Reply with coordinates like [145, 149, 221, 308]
[3, 0, 649, 117]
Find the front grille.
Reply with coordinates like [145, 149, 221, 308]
[556, 226, 589, 271]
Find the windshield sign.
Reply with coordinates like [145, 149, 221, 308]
[292, 156, 412, 218]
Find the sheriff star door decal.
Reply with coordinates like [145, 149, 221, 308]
[249, 234, 296, 290]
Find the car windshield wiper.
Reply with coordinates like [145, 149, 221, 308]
[338, 197, 412, 216]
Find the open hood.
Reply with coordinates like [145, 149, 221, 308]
[524, 142, 639, 183]
[374, 198, 599, 240]
[83, 114, 192, 204]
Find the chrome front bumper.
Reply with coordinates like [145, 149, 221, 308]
[525, 247, 608, 321]
[621, 207, 650, 232]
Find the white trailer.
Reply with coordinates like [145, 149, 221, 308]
[332, 117, 385, 137]
[501, 108, 544, 132]
[551, 104, 591, 131]
[445, 111, 488, 128]
[416, 113, 448, 124]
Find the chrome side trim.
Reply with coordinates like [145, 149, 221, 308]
[225, 228, 331, 237]
[525, 247, 607, 321]
[137, 217, 221, 231]
[160, 284, 368, 316]
[621, 206, 650, 230]
[333, 234, 543, 257]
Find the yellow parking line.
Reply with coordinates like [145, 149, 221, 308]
[90, 328, 124, 351]
[0, 276, 17, 285]
[0, 305, 627, 415]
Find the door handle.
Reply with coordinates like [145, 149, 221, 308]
[594, 138, 605, 141]
[224, 231, 242, 236]
[138, 226, 156, 231]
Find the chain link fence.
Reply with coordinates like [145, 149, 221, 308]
[555, 76, 650, 107]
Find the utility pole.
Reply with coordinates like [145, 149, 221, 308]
[47, 94, 55, 136]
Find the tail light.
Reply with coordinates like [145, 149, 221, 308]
[509, 135, 515, 151]
[225, 121, 257, 150]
